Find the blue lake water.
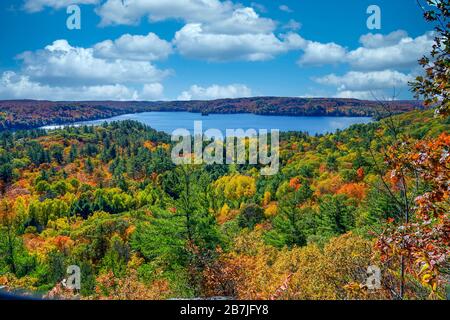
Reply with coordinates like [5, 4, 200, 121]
[42, 112, 372, 135]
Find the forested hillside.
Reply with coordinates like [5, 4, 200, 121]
[0, 98, 422, 130]
[0, 0, 449, 301]
[0, 109, 448, 299]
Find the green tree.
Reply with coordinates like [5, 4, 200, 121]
[0, 201, 35, 277]
[265, 184, 313, 248]
[317, 194, 356, 238]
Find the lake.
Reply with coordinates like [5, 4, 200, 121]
[42, 112, 372, 135]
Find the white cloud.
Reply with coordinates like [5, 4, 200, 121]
[280, 33, 308, 49]
[140, 83, 165, 100]
[23, 0, 99, 12]
[279, 5, 293, 13]
[178, 84, 252, 100]
[0, 38, 169, 101]
[96, 0, 234, 26]
[295, 30, 433, 71]
[347, 31, 434, 71]
[202, 7, 276, 35]
[174, 24, 298, 61]
[94, 32, 173, 61]
[96, 1, 288, 63]
[18, 40, 170, 86]
[359, 30, 409, 49]
[96, 2, 279, 35]
[298, 41, 347, 66]
[0, 71, 54, 99]
[315, 70, 413, 99]
[0, 71, 159, 100]
[0, 71, 165, 101]
[96, 0, 281, 33]
[74, 84, 139, 100]
[293, 30, 433, 99]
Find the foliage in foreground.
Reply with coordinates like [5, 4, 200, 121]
[0, 108, 448, 300]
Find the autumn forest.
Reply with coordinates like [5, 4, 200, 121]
[0, 1, 449, 301]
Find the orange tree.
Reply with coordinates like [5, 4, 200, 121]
[411, 0, 450, 116]
[376, 133, 449, 298]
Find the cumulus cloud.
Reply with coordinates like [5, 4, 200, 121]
[94, 32, 173, 61]
[358, 30, 409, 49]
[178, 84, 252, 100]
[17, 40, 170, 86]
[315, 70, 412, 91]
[298, 41, 347, 66]
[202, 7, 276, 35]
[174, 24, 299, 61]
[96, 0, 234, 26]
[96, 0, 279, 34]
[315, 70, 413, 99]
[95, 0, 290, 63]
[295, 30, 433, 71]
[292, 29, 432, 99]
[92, 0, 305, 64]
[280, 33, 308, 49]
[0, 38, 169, 101]
[0, 71, 165, 101]
[140, 83, 165, 100]
[347, 31, 434, 71]
[23, 0, 99, 12]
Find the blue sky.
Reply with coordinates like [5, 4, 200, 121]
[0, 0, 435, 101]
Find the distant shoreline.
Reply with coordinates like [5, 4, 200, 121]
[0, 97, 422, 131]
